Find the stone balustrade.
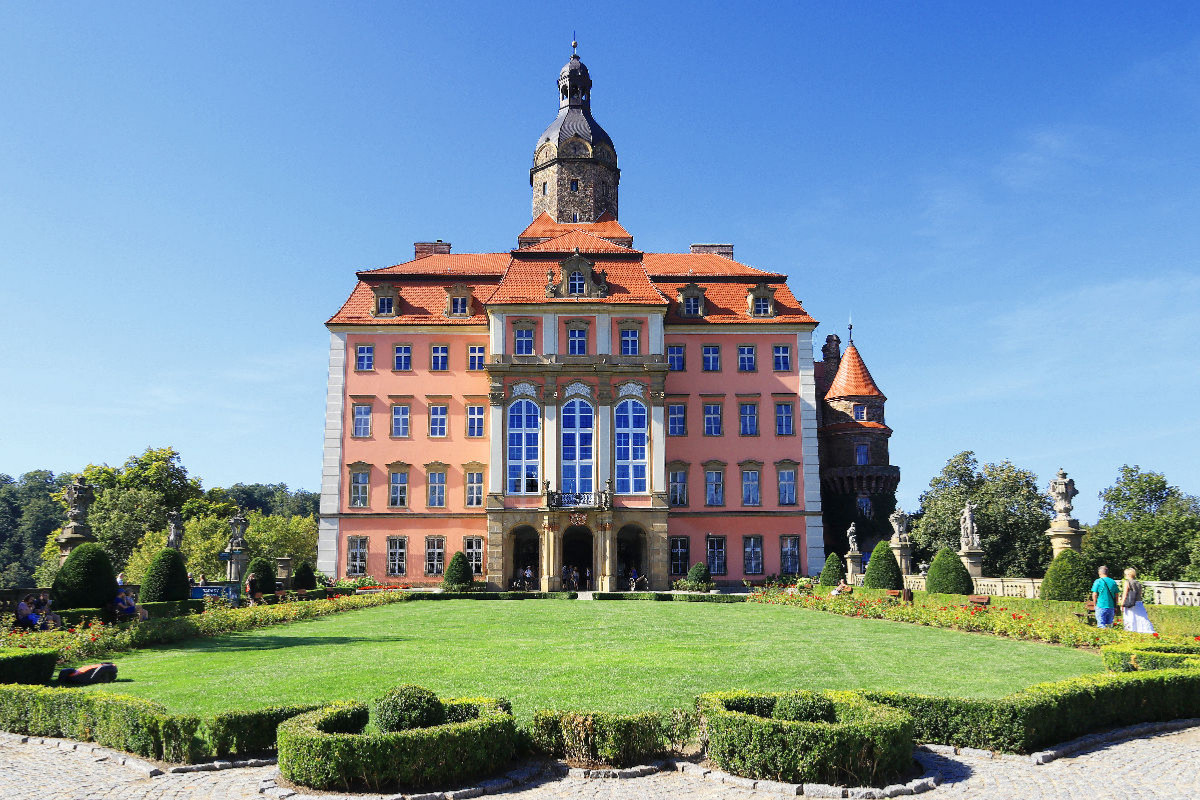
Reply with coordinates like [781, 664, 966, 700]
[850, 573, 1200, 605]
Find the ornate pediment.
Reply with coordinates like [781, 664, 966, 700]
[547, 251, 608, 299]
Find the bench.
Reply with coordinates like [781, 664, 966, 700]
[967, 595, 991, 606]
[885, 589, 902, 598]
[1074, 600, 1122, 626]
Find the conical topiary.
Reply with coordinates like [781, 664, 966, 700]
[442, 551, 474, 591]
[51, 542, 118, 610]
[862, 540, 903, 590]
[246, 557, 277, 593]
[686, 562, 712, 586]
[818, 552, 846, 586]
[1039, 549, 1093, 602]
[925, 547, 974, 596]
[293, 561, 317, 591]
[139, 548, 190, 602]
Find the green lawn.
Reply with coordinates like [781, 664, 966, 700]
[87, 600, 1102, 719]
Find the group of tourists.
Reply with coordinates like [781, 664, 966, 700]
[1090, 565, 1156, 633]
[560, 564, 592, 591]
[13, 590, 62, 630]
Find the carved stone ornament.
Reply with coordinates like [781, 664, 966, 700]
[166, 510, 184, 550]
[569, 512, 588, 527]
[616, 381, 646, 399]
[1048, 468, 1079, 520]
[959, 501, 980, 550]
[889, 508, 911, 545]
[510, 381, 539, 398]
[846, 522, 858, 553]
[563, 381, 592, 399]
[63, 476, 95, 526]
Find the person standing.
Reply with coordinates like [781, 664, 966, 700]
[245, 572, 260, 606]
[1090, 565, 1120, 628]
[1121, 568, 1156, 634]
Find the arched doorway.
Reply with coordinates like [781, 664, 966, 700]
[616, 525, 646, 591]
[561, 526, 593, 590]
[510, 526, 540, 590]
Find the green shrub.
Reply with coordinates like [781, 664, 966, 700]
[442, 552, 474, 592]
[246, 557, 277, 593]
[139, 549, 191, 602]
[862, 541, 902, 590]
[924, 547, 974, 596]
[374, 684, 445, 732]
[293, 561, 317, 591]
[1039, 549, 1093, 602]
[818, 552, 845, 586]
[530, 709, 667, 767]
[51, 543, 118, 611]
[674, 562, 714, 592]
[1101, 642, 1200, 673]
[772, 690, 836, 722]
[200, 704, 324, 757]
[277, 698, 517, 791]
[699, 690, 914, 786]
[1146, 605, 1200, 638]
[0, 649, 58, 685]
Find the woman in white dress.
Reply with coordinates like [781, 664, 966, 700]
[1121, 568, 1155, 634]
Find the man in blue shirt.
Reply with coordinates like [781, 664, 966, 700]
[1090, 566, 1120, 628]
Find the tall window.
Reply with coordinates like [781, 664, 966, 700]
[355, 344, 374, 371]
[667, 344, 685, 371]
[427, 470, 446, 507]
[429, 405, 448, 437]
[468, 345, 485, 370]
[568, 271, 585, 295]
[856, 443, 869, 466]
[780, 536, 801, 576]
[669, 537, 690, 576]
[775, 403, 794, 435]
[431, 345, 449, 371]
[389, 470, 408, 507]
[386, 537, 406, 576]
[682, 296, 701, 316]
[667, 404, 686, 436]
[669, 470, 688, 506]
[853, 404, 867, 421]
[738, 345, 756, 372]
[466, 405, 484, 437]
[352, 404, 371, 437]
[742, 469, 761, 506]
[739, 403, 758, 435]
[620, 328, 640, 356]
[705, 469, 724, 506]
[464, 537, 484, 575]
[394, 345, 412, 371]
[349, 470, 368, 507]
[614, 399, 648, 494]
[561, 399, 594, 494]
[450, 296, 469, 315]
[465, 471, 483, 507]
[347, 537, 367, 576]
[778, 468, 797, 506]
[707, 537, 727, 575]
[391, 404, 410, 437]
[507, 399, 540, 494]
[773, 345, 791, 371]
[568, 327, 587, 355]
[702, 345, 720, 371]
[744, 536, 764, 574]
[425, 537, 445, 576]
[514, 327, 535, 356]
[703, 403, 722, 436]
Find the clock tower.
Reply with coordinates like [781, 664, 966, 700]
[530, 46, 620, 223]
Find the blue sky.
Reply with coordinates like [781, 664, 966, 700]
[2, 2, 1198, 523]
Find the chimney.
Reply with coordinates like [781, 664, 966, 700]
[690, 243, 734, 259]
[414, 239, 452, 259]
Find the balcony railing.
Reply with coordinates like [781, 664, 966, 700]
[489, 354, 666, 367]
[547, 489, 613, 509]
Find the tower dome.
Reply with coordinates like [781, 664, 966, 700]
[531, 47, 620, 223]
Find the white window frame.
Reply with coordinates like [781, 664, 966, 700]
[669, 536, 690, 576]
[738, 345, 756, 372]
[744, 535, 764, 575]
[773, 345, 792, 371]
[667, 404, 686, 436]
[667, 344, 685, 371]
[567, 327, 588, 355]
[427, 471, 446, 507]
[668, 470, 688, 507]
[513, 327, 535, 356]
[620, 328, 640, 356]
[705, 469, 724, 506]
[468, 345, 485, 370]
[466, 405, 485, 437]
[560, 399, 595, 494]
[389, 470, 408, 508]
[391, 404, 410, 437]
[853, 404, 867, 421]
[349, 471, 369, 508]
[450, 296, 469, 316]
[465, 471, 484, 507]
[465, 536, 484, 575]
[568, 271, 585, 295]
[739, 403, 758, 436]
[429, 405, 448, 438]
[682, 295, 701, 316]
[780, 536, 801, 576]
[742, 469, 761, 506]
[614, 398, 648, 494]
[394, 345, 412, 371]
[703, 403, 722, 436]
[775, 402, 794, 435]
[778, 468, 797, 506]
[707, 537, 727, 576]
[352, 404, 372, 437]
[425, 536, 445, 576]
[431, 345, 449, 371]
[702, 345, 720, 371]
[355, 344, 374, 371]
[507, 399, 540, 494]
[856, 443, 869, 466]
[377, 296, 394, 315]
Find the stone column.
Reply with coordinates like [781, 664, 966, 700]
[543, 387, 558, 494]
[958, 548, 984, 579]
[485, 514, 505, 590]
[845, 550, 862, 583]
[600, 527, 617, 591]
[890, 540, 912, 575]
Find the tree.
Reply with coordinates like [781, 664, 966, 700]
[0, 470, 72, 588]
[862, 540, 902, 589]
[51, 542, 118, 610]
[293, 561, 317, 591]
[89, 487, 168, 572]
[817, 552, 845, 586]
[247, 556, 277, 592]
[442, 552, 473, 591]
[139, 548, 190, 602]
[123, 531, 169, 585]
[911, 451, 1052, 578]
[924, 547, 974, 595]
[1082, 466, 1200, 581]
[1039, 549, 1092, 602]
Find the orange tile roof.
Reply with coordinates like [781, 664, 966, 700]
[516, 230, 637, 254]
[819, 421, 893, 434]
[642, 253, 782, 278]
[518, 211, 632, 242]
[824, 343, 886, 400]
[328, 279, 497, 325]
[656, 280, 816, 325]
[488, 254, 667, 305]
[358, 253, 510, 277]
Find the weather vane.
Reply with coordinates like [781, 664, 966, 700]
[848, 313, 854, 342]
[572, 32, 578, 55]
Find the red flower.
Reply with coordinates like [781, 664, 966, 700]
[1152, 633, 1160, 638]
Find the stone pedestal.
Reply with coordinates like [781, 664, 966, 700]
[226, 550, 249, 586]
[1046, 517, 1084, 559]
[845, 550, 863, 583]
[275, 557, 293, 590]
[958, 548, 984, 579]
[891, 541, 913, 575]
[55, 523, 95, 565]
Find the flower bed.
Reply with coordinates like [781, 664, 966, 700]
[276, 697, 517, 791]
[698, 690, 914, 787]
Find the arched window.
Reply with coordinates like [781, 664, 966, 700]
[568, 271, 585, 295]
[614, 399, 648, 494]
[507, 399, 540, 494]
[561, 399, 594, 495]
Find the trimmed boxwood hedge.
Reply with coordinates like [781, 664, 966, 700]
[530, 709, 668, 767]
[51, 543, 118, 611]
[1101, 642, 1200, 672]
[698, 690, 914, 787]
[276, 697, 517, 791]
[1039, 549, 1092, 602]
[924, 547, 974, 596]
[861, 541, 903, 591]
[592, 591, 746, 602]
[818, 552, 845, 586]
[414, 591, 578, 600]
[57, 599, 206, 626]
[139, 548, 191, 602]
[0, 648, 58, 684]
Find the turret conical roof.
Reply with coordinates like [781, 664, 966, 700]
[824, 342, 885, 400]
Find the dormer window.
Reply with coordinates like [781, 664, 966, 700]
[568, 271, 585, 295]
[677, 283, 707, 318]
[747, 282, 777, 318]
[753, 297, 770, 316]
[370, 283, 399, 318]
[444, 283, 472, 317]
[451, 297, 468, 315]
[683, 296, 700, 316]
[547, 253, 608, 299]
[377, 296, 394, 316]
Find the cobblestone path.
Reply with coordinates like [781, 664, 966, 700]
[2, 725, 1197, 800]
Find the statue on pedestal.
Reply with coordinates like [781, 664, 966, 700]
[226, 510, 249, 585]
[166, 511, 184, 550]
[63, 477, 95, 527]
[959, 501, 980, 550]
[889, 508, 911, 545]
[1048, 468, 1078, 520]
[846, 522, 858, 553]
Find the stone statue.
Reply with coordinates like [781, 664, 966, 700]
[959, 501, 980, 550]
[1048, 468, 1078, 520]
[228, 512, 248, 553]
[166, 511, 184, 550]
[889, 508, 910, 545]
[63, 476, 95, 526]
[846, 522, 858, 553]
[918, 560, 930, 576]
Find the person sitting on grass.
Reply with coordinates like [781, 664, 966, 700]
[112, 588, 148, 621]
[33, 590, 62, 629]
[830, 578, 851, 597]
[14, 594, 42, 629]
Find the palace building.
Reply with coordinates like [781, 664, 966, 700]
[317, 50, 897, 590]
